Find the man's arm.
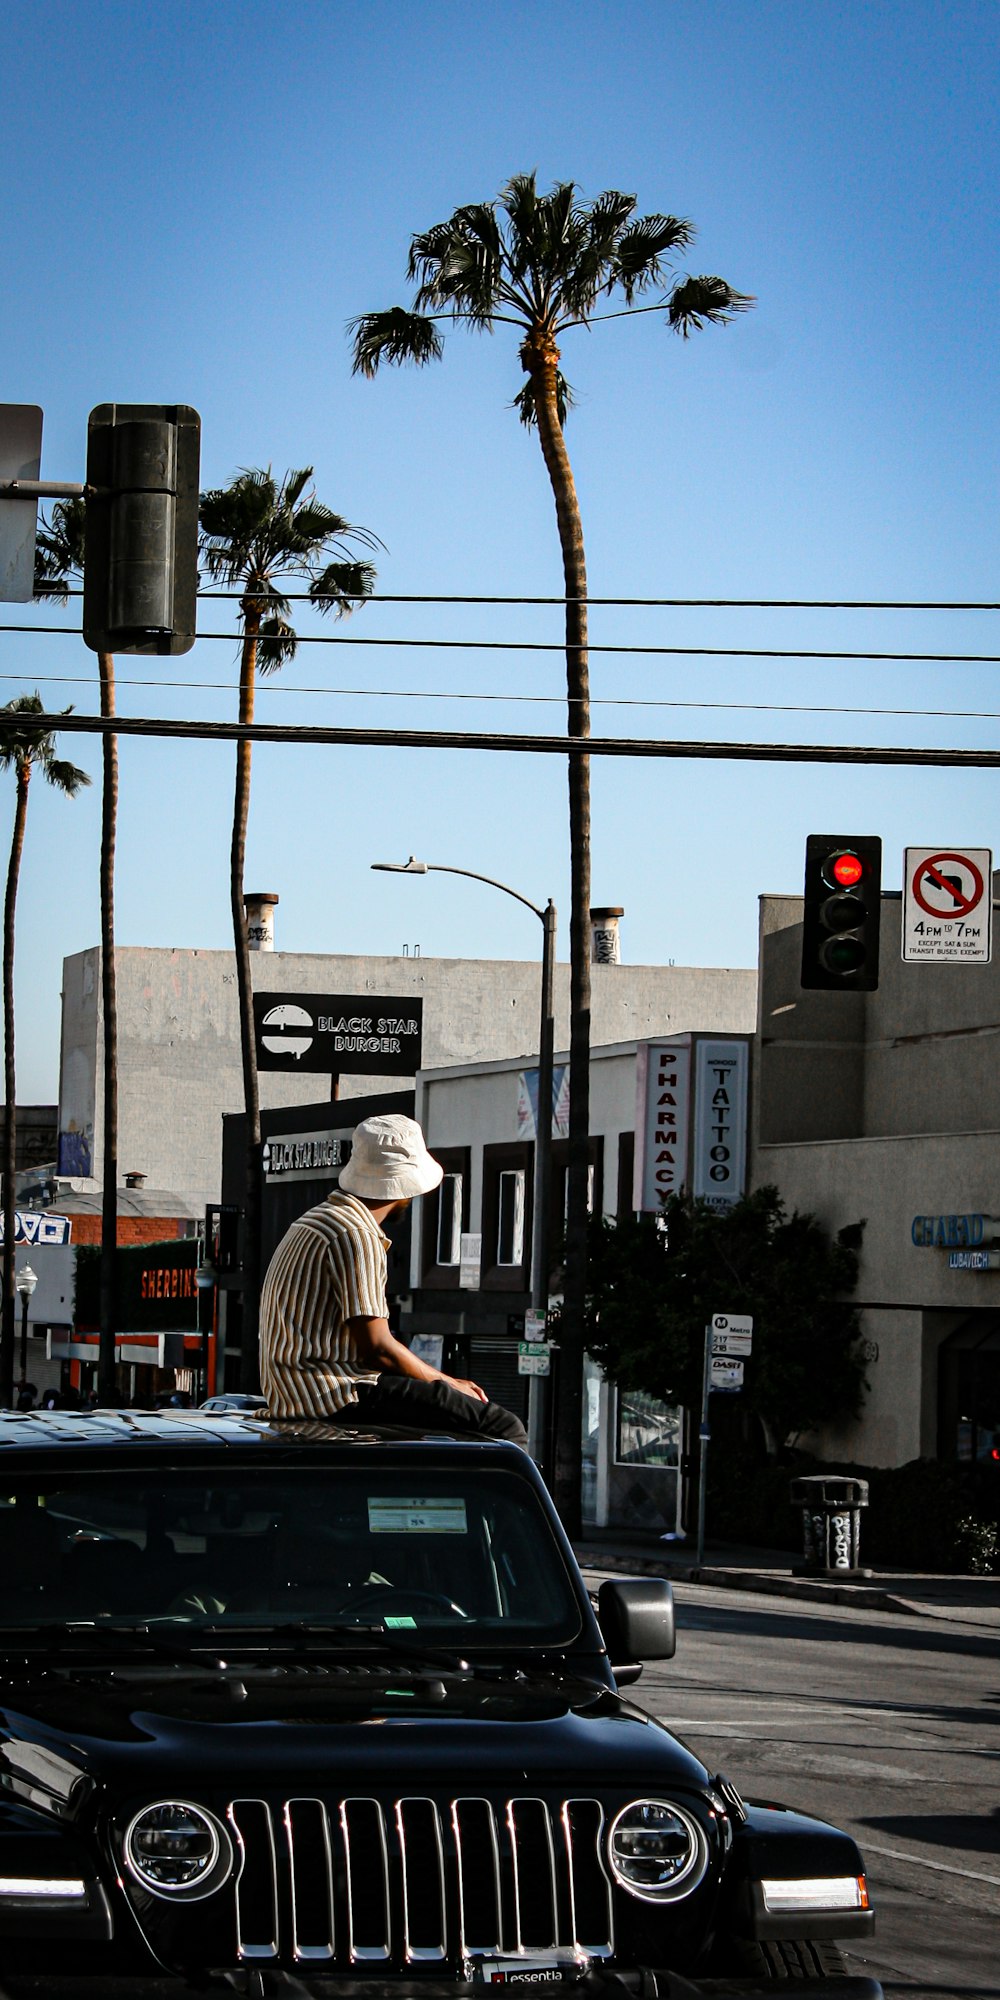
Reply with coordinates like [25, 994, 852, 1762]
[347, 1316, 488, 1403]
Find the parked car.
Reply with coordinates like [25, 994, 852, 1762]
[0, 1410, 879, 1997]
[198, 1392, 268, 1413]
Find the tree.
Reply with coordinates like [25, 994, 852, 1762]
[35, 501, 120, 1400]
[351, 172, 752, 1527]
[198, 469, 379, 1386]
[584, 1187, 868, 1452]
[0, 695, 89, 1405]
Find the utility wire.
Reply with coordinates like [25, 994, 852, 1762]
[38, 588, 1000, 610]
[14, 709, 1000, 770]
[3, 668, 1000, 727]
[3, 624, 1000, 664]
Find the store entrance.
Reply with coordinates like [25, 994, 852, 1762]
[937, 1312, 1000, 1463]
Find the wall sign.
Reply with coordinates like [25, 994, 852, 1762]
[254, 993, 423, 1075]
[911, 1212, 1000, 1248]
[262, 1132, 343, 1183]
[691, 1041, 749, 1210]
[0, 1211, 72, 1246]
[633, 1040, 692, 1212]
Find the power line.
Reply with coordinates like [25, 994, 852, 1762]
[42, 588, 1000, 610]
[16, 708, 1000, 769]
[3, 669, 1000, 727]
[4, 624, 1000, 665]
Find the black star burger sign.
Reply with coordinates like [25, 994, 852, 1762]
[253, 993, 423, 1077]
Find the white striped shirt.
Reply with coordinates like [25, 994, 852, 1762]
[259, 1190, 390, 1418]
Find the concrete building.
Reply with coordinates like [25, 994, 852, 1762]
[752, 881, 1000, 1470]
[58, 944, 757, 1216]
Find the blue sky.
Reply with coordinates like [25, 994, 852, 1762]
[3, 0, 999, 1099]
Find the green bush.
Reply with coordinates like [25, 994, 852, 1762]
[707, 1450, 998, 1573]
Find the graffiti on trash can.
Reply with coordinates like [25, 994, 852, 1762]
[832, 1511, 853, 1567]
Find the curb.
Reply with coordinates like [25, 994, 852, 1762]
[572, 1548, 992, 1620]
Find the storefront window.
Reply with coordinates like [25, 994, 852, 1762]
[436, 1174, 463, 1266]
[616, 1390, 680, 1467]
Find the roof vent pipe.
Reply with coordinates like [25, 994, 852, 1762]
[244, 891, 279, 952]
[590, 907, 624, 965]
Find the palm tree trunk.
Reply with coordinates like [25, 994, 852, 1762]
[2, 764, 29, 1408]
[98, 653, 119, 1404]
[524, 330, 590, 1534]
[232, 611, 262, 1390]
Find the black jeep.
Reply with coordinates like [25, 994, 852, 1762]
[0, 1410, 878, 1999]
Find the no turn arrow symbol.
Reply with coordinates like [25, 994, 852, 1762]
[911, 850, 984, 920]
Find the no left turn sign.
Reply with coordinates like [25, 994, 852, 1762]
[903, 846, 993, 963]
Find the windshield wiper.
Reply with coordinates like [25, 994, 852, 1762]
[255, 1620, 475, 1674]
[0, 1622, 229, 1670]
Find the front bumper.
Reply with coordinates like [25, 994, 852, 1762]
[0, 1970, 884, 2000]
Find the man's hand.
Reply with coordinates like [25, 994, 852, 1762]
[348, 1318, 487, 1401]
[447, 1377, 488, 1404]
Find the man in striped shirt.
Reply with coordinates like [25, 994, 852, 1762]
[260, 1113, 526, 1444]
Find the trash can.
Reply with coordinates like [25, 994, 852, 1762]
[789, 1474, 871, 1578]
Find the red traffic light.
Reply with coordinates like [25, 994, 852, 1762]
[829, 851, 864, 888]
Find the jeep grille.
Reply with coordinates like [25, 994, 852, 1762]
[228, 1796, 615, 1967]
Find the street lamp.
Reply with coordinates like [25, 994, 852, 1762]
[16, 1264, 37, 1386]
[371, 857, 557, 1318]
[195, 1259, 217, 1404]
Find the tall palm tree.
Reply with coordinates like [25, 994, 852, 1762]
[198, 468, 379, 1386]
[351, 172, 752, 1527]
[0, 695, 89, 1405]
[35, 501, 120, 1401]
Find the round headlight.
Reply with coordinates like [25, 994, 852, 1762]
[124, 1801, 231, 1900]
[607, 1800, 708, 1902]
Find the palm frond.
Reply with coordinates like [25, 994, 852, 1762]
[613, 213, 695, 304]
[281, 468, 313, 512]
[34, 497, 87, 598]
[350, 308, 444, 376]
[309, 560, 378, 616]
[241, 582, 292, 623]
[44, 756, 91, 797]
[256, 616, 298, 673]
[406, 219, 463, 289]
[666, 274, 755, 336]
[0, 696, 89, 789]
[513, 369, 574, 430]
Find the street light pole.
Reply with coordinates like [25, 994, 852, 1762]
[371, 857, 557, 1386]
[15, 1263, 37, 1389]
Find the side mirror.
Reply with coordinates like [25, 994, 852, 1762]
[598, 1577, 676, 1664]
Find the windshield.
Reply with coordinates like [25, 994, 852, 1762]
[0, 1465, 583, 1648]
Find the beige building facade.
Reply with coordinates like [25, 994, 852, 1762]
[752, 883, 1000, 1469]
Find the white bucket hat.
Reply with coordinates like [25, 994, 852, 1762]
[339, 1113, 444, 1201]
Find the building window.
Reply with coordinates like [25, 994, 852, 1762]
[616, 1390, 680, 1467]
[481, 1143, 532, 1290]
[419, 1149, 469, 1288]
[617, 1132, 635, 1218]
[436, 1172, 463, 1267]
[496, 1169, 526, 1267]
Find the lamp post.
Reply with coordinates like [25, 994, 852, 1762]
[16, 1263, 37, 1387]
[195, 1260, 217, 1404]
[372, 858, 557, 1439]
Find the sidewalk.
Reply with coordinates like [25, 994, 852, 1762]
[572, 1530, 1000, 1627]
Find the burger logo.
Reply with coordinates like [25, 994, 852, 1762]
[260, 1003, 315, 1062]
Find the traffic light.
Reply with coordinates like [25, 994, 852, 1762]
[801, 835, 882, 991]
[83, 404, 200, 655]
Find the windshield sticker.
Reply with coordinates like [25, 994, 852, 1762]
[368, 1497, 468, 1535]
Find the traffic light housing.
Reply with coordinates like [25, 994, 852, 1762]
[801, 835, 882, 991]
[83, 404, 200, 655]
